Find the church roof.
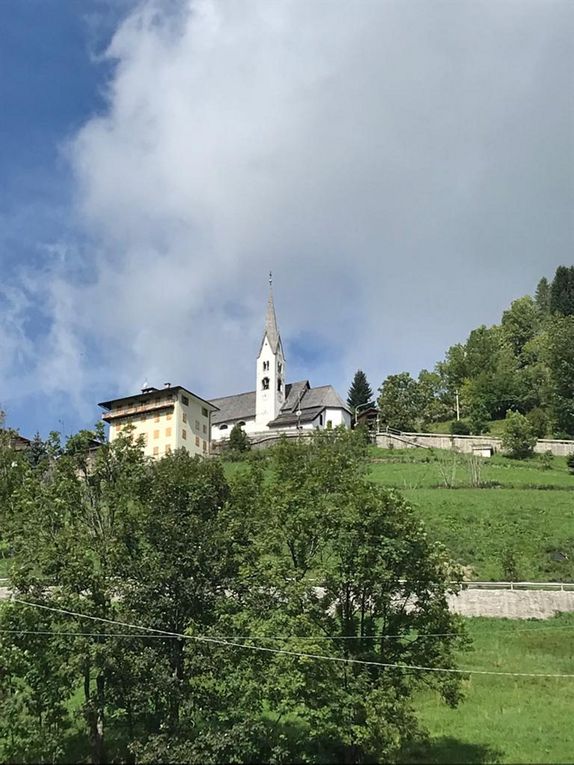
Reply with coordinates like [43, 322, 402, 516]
[210, 381, 350, 426]
[210, 390, 256, 425]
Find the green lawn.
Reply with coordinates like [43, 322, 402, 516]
[406, 614, 574, 764]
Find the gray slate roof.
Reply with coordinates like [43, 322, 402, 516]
[210, 381, 350, 427]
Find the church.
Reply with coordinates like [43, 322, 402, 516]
[210, 280, 352, 442]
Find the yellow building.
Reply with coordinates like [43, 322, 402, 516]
[98, 384, 218, 459]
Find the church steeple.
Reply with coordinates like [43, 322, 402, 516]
[261, 271, 281, 354]
[255, 273, 286, 427]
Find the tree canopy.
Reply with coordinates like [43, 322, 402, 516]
[0, 428, 467, 763]
[347, 369, 374, 414]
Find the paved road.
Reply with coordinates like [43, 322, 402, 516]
[2, 586, 574, 619]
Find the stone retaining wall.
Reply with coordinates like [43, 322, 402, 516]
[375, 431, 574, 456]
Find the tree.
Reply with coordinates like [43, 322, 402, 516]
[501, 410, 537, 459]
[550, 265, 574, 316]
[1, 428, 467, 764]
[501, 296, 540, 359]
[377, 372, 420, 431]
[544, 316, 574, 436]
[347, 369, 374, 414]
[228, 422, 250, 453]
[535, 277, 551, 315]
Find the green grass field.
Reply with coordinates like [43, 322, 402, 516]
[406, 614, 574, 764]
[367, 449, 574, 582]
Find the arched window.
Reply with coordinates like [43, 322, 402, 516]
[277, 378, 282, 392]
[278, 363, 282, 373]
[262, 377, 270, 390]
[263, 360, 270, 371]
[238, 421, 246, 427]
[219, 424, 228, 431]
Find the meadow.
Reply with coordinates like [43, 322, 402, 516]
[406, 613, 574, 764]
[368, 448, 574, 582]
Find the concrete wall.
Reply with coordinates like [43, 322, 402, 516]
[375, 431, 574, 457]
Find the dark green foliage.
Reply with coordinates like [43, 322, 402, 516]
[544, 316, 574, 436]
[378, 372, 421, 431]
[347, 369, 374, 413]
[566, 453, 574, 474]
[526, 407, 548, 439]
[228, 422, 250, 452]
[501, 410, 537, 459]
[450, 420, 470, 436]
[468, 404, 489, 435]
[549, 265, 574, 316]
[535, 276, 551, 315]
[0, 428, 466, 764]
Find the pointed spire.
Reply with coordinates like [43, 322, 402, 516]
[263, 273, 280, 353]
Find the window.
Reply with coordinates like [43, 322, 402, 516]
[165, 445, 172, 454]
[202, 407, 208, 417]
[278, 363, 282, 373]
[202, 440, 207, 452]
[153, 446, 159, 456]
[195, 419, 200, 431]
[166, 413, 172, 421]
[154, 430, 160, 439]
[182, 429, 187, 440]
[263, 360, 269, 371]
[155, 414, 160, 423]
[277, 378, 282, 392]
[319, 414, 323, 426]
[202, 424, 207, 434]
[195, 435, 200, 447]
[262, 377, 270, 390]
[182, 395, 189, 406]
[182, 413, 187, 423]
[219, 424, 228, 431]
[238, 421, 246, 427]
[165, 427, 172, 437]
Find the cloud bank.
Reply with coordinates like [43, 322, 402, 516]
[2, 0, 573, 429]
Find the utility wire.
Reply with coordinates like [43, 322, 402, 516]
[10, 599, 574, 679]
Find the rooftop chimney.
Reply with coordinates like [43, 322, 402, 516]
[164, 382, 171, 388]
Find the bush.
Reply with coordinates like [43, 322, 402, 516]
[526, 408, 548, 439]
[567, 453, 574, 474]
[450, 420, 470, 436]
[501, 410, 537, 459]
[227, 423, 250, 453]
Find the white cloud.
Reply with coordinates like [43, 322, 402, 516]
[5, 0, 572, 423]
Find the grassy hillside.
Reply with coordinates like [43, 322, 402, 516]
[405, 614, 574, 764]
[224, 448, 574, 581]
[367, 449, 574, 581]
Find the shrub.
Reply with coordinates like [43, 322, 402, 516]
[501, 410, 537, 459]
[468, 404, 489, 435]
[567, 453, 574, 474]
[526, 408, 548, 439]
[450, 420, 470, 436]
[228, 423, 250, 453]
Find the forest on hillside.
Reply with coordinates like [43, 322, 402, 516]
[376, 266, 574, 438]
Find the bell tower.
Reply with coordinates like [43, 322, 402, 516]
[255, 273, 286, 427]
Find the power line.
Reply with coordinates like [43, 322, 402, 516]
[10, 599, 574, 679]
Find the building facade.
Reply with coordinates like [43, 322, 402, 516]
[99, 384, 218, 459]
[210, 281, 351, 441]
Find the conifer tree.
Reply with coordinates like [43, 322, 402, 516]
[535, 277, 551, 315]
[347, 369, 374, 414]
[550, 266, 574, 316]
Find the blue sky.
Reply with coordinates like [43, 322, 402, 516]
[1, 0, 573, 439]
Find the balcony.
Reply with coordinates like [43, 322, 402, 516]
[102, 397, 176, 421]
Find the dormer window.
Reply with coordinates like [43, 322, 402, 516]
[262, 377, 270, 390]
[263, 361, 270, 371]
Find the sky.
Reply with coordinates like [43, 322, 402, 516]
[0, 0, 572, 438]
